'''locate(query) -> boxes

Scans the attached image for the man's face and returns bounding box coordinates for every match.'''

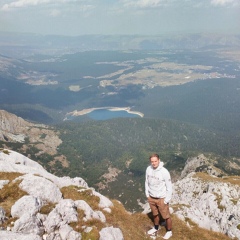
[150,156,160,169]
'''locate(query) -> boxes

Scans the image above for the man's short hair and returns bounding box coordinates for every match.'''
[149,153,160,160]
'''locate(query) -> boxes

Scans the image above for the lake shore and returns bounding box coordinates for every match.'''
[66,107,144,118]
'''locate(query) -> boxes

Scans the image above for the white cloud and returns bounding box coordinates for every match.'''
[120,0,239,9]
[0,0,94,12]
[210,0,238,6]
[121,0,168,8]
[1,0,51,11]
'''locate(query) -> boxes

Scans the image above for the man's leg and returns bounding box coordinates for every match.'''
[153,214,160,228]
[166,217,172,231]
[147,197,160,234]
[157,199,173,239]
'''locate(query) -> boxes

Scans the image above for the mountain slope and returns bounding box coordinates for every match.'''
[0,149,238,239]
[0,109,62,155]
[171,154,240,239]
[1,110,240,214]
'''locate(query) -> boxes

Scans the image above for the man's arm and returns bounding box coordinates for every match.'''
[164,169,172,204]
[145,169,150,198]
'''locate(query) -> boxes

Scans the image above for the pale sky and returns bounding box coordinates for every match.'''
[0,0,239,36]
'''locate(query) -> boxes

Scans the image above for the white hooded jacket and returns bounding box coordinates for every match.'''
[145,161,172,204]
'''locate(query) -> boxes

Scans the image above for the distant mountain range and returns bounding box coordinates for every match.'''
[0,32,240,58]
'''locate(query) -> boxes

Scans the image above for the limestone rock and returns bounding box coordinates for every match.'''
[18,174,63,203]
[11,195,43,217]
[0,207,6,224]
[0,149,88,190]
[0,110,32,134]
[92,189,114,209]
[43,199,78,234]
[75,200,106,222]
[12,212,44,235]
[0,149,111,239]
[0,110,62,155]
[172,173,240,239]
[58,224,82,240]
[99,226,124,240]
[0,179,9,189]
[0,231,42,240]
[180,154,223,178]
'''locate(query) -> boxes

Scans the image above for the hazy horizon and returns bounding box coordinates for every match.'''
[0,0,239,37]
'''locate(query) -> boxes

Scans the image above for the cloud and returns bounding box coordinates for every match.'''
[120,0,239,9]
[0,0,94,12]
[121,0,168,8]
[1,0,51,11]
[210,0,239,6]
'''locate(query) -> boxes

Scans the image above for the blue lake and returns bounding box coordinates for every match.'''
[87,109,141,120]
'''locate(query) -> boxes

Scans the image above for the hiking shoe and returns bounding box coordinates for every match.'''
[147,227,158,235]
[163,231,172,239]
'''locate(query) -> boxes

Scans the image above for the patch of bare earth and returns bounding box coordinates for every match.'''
[26,127,62,155]
[97,167,121,190]
[49,155,69,168]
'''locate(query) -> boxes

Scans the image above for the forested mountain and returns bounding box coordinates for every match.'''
[54,118,240,210]
[1,109,239,211]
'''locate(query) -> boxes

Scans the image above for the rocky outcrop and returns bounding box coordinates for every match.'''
[172,172,240,239]
[0,149,124,240]
[0,110,31,142]
[0,110,32,133]
[0,110,62,155]
[99,227,124,240]
[180,154,224,178]
[171,154,240,240]
[0,150,87,189]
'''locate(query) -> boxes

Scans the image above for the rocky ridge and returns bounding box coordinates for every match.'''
[0,109,62,156]
[0,149,123,240]
[172,155,240,239]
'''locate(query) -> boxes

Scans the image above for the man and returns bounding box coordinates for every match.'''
[145,153,173,239]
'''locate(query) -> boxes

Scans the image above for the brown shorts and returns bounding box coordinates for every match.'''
[148,197,170,219]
